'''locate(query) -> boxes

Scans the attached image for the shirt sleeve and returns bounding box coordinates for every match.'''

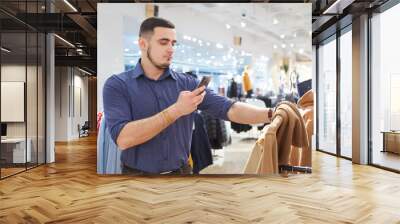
[191,78,236,121]
[103,75,132,144]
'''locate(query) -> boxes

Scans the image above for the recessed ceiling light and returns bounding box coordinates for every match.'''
[241,22,246,27]
[273,18,279,25]
[290,43,294,48]
[216,43,223,49]
[280,34,285,39]
[226,24,231,29]
[1,47,11,53]
[299,48,304,54]
[281,44,286,48]
[206,42,210,46]
[273,45,278,49]
[63,0,77,12]
[124,48,129,52]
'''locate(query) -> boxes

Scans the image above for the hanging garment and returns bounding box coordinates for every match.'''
[202,112,229,149]
[190,112,213,174]
[230,121,252,133]
[294,90,314,167]
[243,101,309,174]
[227,79,238,98]
[97,113,122,174]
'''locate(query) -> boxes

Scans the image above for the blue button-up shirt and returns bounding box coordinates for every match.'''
[103,60,235,173]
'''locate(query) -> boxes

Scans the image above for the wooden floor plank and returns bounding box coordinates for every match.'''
[0,135,400,223]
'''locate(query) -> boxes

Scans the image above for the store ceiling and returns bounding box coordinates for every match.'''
[185,3,311,57]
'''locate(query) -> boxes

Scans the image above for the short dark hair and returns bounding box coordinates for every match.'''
[139,17,175,37]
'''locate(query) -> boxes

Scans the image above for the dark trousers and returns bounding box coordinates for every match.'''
[121,163,192,175]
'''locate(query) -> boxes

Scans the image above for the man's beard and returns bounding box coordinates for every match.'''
[147,45,170,69]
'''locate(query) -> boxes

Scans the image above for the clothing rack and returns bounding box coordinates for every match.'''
[278,164,312,173]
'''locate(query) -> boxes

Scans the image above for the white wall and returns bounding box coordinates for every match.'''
[54,67,89,141]
[97,3,146,113]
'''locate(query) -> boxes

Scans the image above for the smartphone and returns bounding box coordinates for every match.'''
[196,76,211,95]
[197,76,211,89]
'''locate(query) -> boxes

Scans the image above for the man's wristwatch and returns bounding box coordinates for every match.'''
[267,108,273,121]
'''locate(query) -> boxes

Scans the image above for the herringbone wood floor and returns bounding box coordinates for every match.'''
[1,135,400,223]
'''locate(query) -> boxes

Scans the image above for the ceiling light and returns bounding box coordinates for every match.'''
[124,48,129,52]
[216,43,223,49]
[322,0,350,14]
[1,47,11,53]
[211,56,215,59]
[63,0,78,12]
[280,34,285,39]
[293,33,297,38]
[273,45,278,49]
[299,48,304,54]
[240,22,246,27]
[54,34,75,48]
[281,44,286,48]
[206,42,210,46]
[187,36,192,41]
[78,67,92,76]
[290,43,295,48]
[226,24,231,29]
[273,18,279,25]
[181,49,185,53]
[192,37,197,42]
[196,53,201,57]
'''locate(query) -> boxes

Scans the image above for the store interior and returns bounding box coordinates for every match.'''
[97,3,312,174]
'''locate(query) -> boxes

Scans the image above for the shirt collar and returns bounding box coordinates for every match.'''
[131,59,177,81]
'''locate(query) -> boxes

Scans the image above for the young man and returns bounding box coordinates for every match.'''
[103,17,274,175]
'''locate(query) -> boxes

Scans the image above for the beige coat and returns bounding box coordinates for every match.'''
[244,101,309,174]
[296,90,314,167]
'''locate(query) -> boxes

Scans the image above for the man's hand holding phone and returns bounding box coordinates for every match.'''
[171,76,211,117]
